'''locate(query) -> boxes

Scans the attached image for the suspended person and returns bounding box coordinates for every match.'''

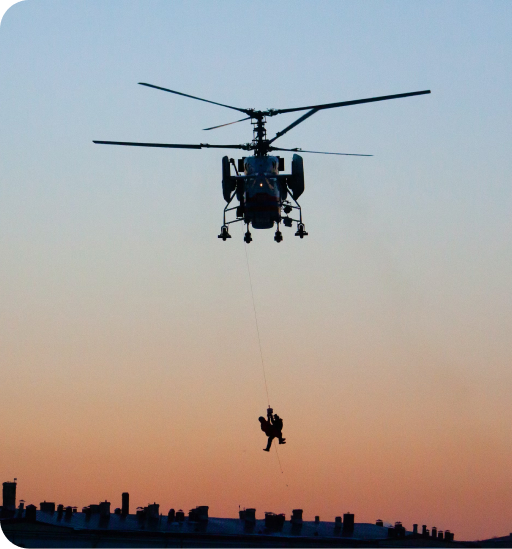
[259,407,286,452]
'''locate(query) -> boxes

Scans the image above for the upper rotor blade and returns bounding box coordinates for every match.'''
[93,140,250,150]
[203,116,252,131]
[270,146,372,156]
[138,83,252,115]
[268,108,319,144]
[270,90,431,115]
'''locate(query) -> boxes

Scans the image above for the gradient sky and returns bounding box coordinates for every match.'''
[1,0,511,542]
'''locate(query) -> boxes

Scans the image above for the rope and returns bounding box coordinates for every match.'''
[274,444,284,475]
[244,242,271,407]
[243,237,287,485]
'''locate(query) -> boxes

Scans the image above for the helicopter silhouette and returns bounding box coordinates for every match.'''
[94,84,430,243]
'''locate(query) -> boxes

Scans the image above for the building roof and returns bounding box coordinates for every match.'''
[17,510,393,541]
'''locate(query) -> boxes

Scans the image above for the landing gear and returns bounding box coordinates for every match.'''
[244,229,252,243]
[218,225,231,241]
[281,196,308,238]
[295,223,308,238]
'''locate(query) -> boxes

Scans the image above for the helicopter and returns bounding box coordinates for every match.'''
[94,84,430,243]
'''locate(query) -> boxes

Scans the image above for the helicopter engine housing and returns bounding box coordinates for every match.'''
[222,156,236,202]
[289,154,304,200]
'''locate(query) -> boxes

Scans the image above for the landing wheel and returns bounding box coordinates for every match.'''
[295,223,308,238]
[218,225,231,241]
[244,230,252,243]
[274,229,283,243]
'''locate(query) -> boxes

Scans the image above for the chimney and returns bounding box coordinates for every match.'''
[2,480,16,511]
[196,506,208,522]
[265,512,276,529]
[99,501,111,517]
[413,524,418,534]
[147,503,159,519]
[122,493,129,516]
[291,509,303,524]
[40,501,55,514]
[16,501,25,518]
[244,508,256,523]
[25,504,37,522]
[343,512,354,533]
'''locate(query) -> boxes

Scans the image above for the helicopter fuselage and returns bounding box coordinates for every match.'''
[243,156,282,229]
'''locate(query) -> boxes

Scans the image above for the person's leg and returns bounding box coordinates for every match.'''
[264,436,274,451]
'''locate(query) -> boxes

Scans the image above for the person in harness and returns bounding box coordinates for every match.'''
[259,407,286,451]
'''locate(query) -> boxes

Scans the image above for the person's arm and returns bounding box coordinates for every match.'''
[267,408,274,424]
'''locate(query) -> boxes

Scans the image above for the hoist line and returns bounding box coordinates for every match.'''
[242,238,287,484]
[274,444,284,475]
[244,242,271,407]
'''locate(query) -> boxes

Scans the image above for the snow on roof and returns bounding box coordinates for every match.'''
[28,511,395,540]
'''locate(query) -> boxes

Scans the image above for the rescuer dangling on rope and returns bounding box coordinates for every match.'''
[259,407,286,451]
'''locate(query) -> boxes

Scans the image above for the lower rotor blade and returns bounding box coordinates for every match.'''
[203,116,251,130]
[93,141,201,148]
[93,140,250,150]
[270,146,372,156]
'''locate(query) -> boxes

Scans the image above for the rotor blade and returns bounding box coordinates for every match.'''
[138,83,252,115]
[270,90,431,115]
[270,146,372,156]
[94,140,201,149]
[203,116,252,131]
[268,108,319,144]
[93,140,250,150]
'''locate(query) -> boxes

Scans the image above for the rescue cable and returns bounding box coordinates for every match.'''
[243,242,270,407]
[243,242,285,478]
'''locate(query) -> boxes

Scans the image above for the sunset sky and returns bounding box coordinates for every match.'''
[1,0,512,542]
